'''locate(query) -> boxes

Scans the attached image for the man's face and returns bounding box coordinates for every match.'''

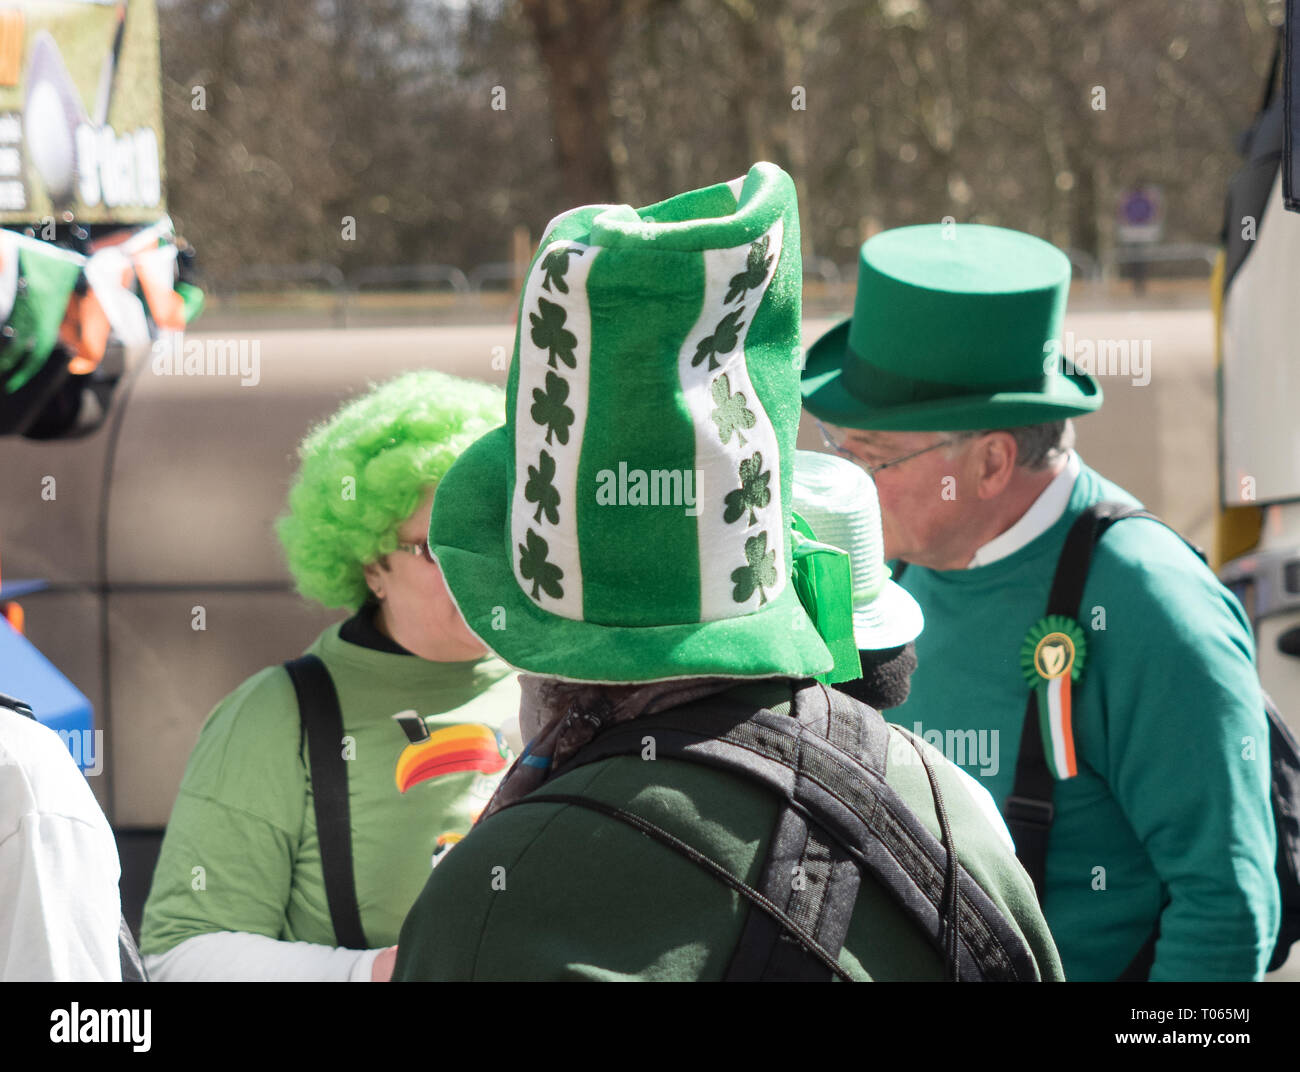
[823,425,980,567]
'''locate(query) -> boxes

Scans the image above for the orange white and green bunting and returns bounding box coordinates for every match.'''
[1019,615,1088,780]
[0,216,201,399]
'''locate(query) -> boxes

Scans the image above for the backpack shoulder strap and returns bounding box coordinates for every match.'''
[1,692,35,719]
[508,683,1039,981]
[1008,502,1176,893]
[1005,503,1122,900]
[721,684,880,981]
[284,654,368,951]
[1009,500,1200,979]
[1045,501,1179,616]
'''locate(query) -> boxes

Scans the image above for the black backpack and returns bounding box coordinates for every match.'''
[495,680,1043,981]
[906,502,1300,978]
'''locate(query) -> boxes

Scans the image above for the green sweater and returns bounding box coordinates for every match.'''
[393,682,1064,981]
[141,624,519,954]
[891,461,1279,980]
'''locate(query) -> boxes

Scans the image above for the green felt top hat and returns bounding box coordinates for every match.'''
[801,223,1102,431]
[429,162,835,683]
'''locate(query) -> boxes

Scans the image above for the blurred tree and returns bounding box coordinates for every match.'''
[154,0,1284,284]
[517,0,622,204]
[160,0,560,281]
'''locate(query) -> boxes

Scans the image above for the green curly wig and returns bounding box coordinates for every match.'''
[276,369,505,610]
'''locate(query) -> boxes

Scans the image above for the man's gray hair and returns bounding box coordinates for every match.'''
[950,420,1074,470]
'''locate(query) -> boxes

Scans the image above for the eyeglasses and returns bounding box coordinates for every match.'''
[394,540,436,563]
[816,420,959,476]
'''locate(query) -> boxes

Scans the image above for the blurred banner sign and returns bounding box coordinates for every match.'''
[0,0,164,224]
[1116,186,1164,244]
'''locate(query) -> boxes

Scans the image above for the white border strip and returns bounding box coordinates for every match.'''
[510,239,598,619]
[680,217,785,619]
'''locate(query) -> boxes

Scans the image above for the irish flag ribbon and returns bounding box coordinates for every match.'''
[1020,615,1088,780]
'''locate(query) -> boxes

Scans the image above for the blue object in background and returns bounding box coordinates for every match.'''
[0,579,49,600]
[0,618,97,774]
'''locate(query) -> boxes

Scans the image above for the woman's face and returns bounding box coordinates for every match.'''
[363,488,489,662]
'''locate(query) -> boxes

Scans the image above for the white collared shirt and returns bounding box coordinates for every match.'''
[967,451,1081,569]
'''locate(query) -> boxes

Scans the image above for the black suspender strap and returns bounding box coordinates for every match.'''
[284,654,368,951]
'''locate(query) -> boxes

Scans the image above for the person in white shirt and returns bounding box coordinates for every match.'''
[0,698,123,981]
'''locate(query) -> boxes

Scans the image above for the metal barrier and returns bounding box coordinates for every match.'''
[1107,243,1218,275]
[349,264,471,296]
[467,262,520,292]
[200,245,1223,327]
[211,263,349,327]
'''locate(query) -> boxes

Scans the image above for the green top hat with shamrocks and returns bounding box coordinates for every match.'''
[801,223,1102,431]
[428,162,836,683]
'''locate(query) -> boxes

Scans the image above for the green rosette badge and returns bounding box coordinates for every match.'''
[1019,615,1087,780]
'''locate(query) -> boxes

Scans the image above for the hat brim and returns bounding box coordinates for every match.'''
[429,426,836,684]
[800,319,1103,432]
[852,578,924,651]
